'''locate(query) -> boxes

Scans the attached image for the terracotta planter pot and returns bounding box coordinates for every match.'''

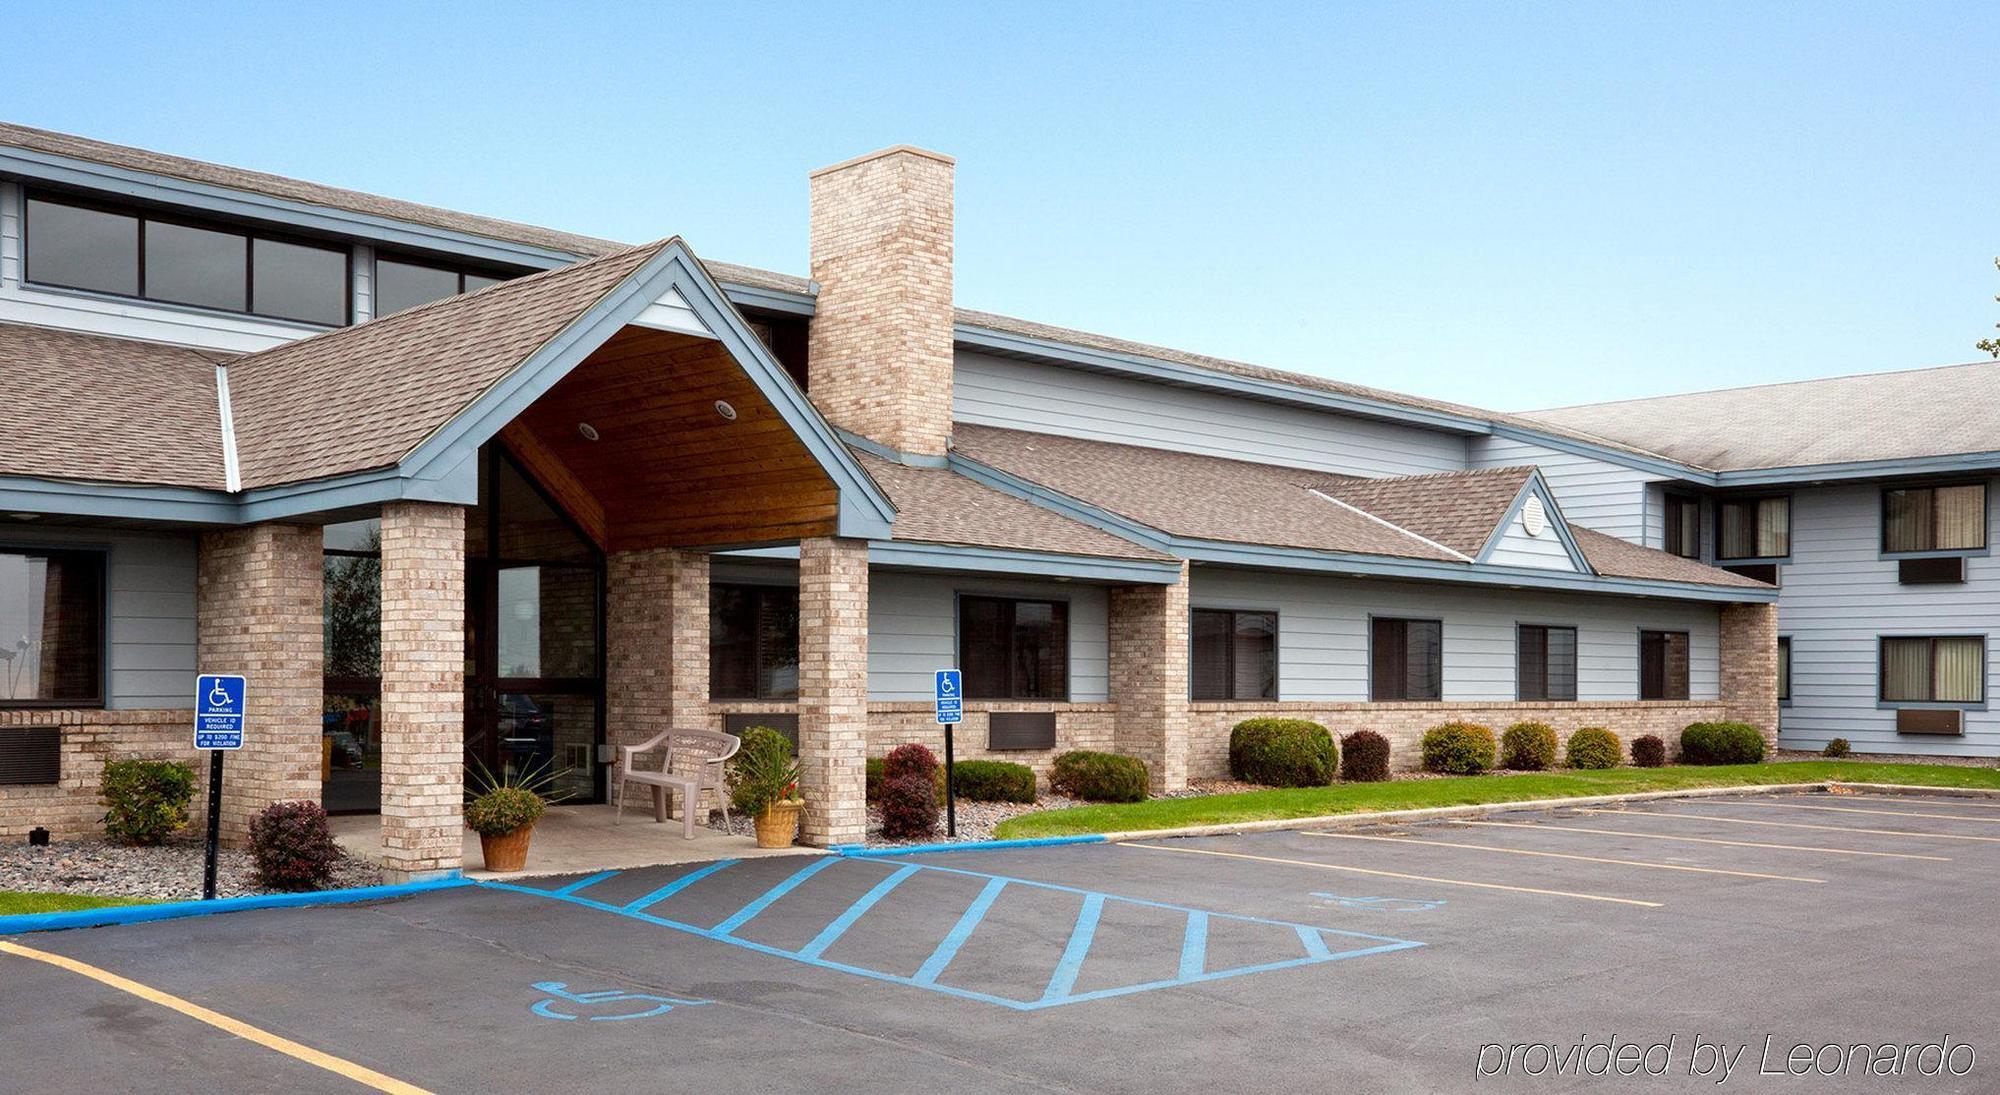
[478,824,534,872]
[754,801,803,849]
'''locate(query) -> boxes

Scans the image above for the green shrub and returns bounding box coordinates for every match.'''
[865,757,886,802]
[728,727,801,817]
[1228,718,1337,787]
[948,759,1036,803]
[1050,751,1149,803]
[1565,727,1622,770]
[1630,734,1668,768]
[248,801,344,891]
[1822,738,1851,758]
[101,759,195,846]
[1499,721,1560,771]
[1420,722,1496,775]
[1339,730,1392,782]
[1681,721,1767,765]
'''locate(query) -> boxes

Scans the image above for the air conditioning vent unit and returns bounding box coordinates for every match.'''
[1898,557,1965,585]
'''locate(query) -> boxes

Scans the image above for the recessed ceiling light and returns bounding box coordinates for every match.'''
[577,422,600,442]
[714,400,738,421]
[8,513,38,521]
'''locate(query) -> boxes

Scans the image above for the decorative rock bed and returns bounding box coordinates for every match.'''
[0,837,382,902]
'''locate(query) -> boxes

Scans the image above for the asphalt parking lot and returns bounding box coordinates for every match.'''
[5,789,1998,1093]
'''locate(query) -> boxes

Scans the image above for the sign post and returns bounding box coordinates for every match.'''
[933,669,962,838]
[194,673,246,900]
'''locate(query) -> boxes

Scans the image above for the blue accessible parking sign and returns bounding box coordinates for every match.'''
[934,669,962,725]
[194,673,247,750]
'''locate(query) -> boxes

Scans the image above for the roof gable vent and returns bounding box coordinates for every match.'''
[1521,495,1548,537]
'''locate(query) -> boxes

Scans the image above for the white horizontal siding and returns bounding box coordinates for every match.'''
[0,524,199,709]
[1469,436,1660,544]
[1192,567,1720,703]
[953,352,1466,478]
[1776,481,2000,757]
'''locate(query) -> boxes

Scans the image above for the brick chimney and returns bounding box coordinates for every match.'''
[806,146,955,456]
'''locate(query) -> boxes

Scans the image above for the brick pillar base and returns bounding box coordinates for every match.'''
[797,537,868,846]
[196,523,323,846]
[1720,601,1780,752]
[378,502,466,881]
[1109,563,1191,794]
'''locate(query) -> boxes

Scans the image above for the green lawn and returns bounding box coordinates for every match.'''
[0,891,156,917]
[994,761,2000,839]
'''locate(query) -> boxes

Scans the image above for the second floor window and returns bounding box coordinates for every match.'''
[1639,630,1690,701]
[959,596,1068,700]
[1663,494,1701,559]
[1370,617,1442,702]
[1191,609,1277,701]
[374,255,508,317]
[25,193,348,325]
[1517,625,1578,702]
[1882,484,1986,554]
[710,584,799,700]
[1717,496,1790,560]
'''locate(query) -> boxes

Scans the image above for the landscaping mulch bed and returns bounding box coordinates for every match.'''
[1774,748,1996,769]
[0,837,382,903]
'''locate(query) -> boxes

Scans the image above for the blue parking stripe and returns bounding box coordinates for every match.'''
[710,857,840,936]
[1178,912,1208,980]
[1296,924,1332,959]
[1041,892,1105,1003]
[554,870,620,896]
[913,876,1007,986]
[625,859,739,911]
[797,864,920,961]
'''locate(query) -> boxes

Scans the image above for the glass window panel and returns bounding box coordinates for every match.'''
[1884,489,1932,553]
[1719,502,1754,560]
[497,692,597,803]
[322,519,381,553]
[1518,625,1548,700]
[1640,630,1690,701]
[1665,497,1700,559]
[1405,619,1442,701]
[252,238,346,324]
[463,273,503,293]
[1935,638,1984,703]
[1880,638,1932,702]
[709,585,758,699]
[494,565,598,680]
[1547,626,1578,701]
[1190,609,1232,701]
[0,551,103,705]
[1756,497,1790,557]
[958,597,1011,698]
[1232,611,1277,700]
[496,566,543,678]
[26,198,138,295]
[495,457,592,562]
[144,220,246,311]
[374,257,461,315]
[755,588,800,700]
[1011,600,1067,700]
[1935,485,1986,551]
[321,691,381,813]
[1777,637,1791,702]
[323,554,381,678]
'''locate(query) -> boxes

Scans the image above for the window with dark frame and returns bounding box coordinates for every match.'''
[1370,617,1442,702]
[1517,625,1578,702]
[1717,496,1790,560]
[959,596,1069,701]
[1879,636,1985,705]
[1191,609,1277,701]
[373,254,511,317]
[24,191,349,325]
[1639,630,1690,701]
[1663,494,1701,559]
[0,549,104,708]
[709,584,801,700]
[1882,484,1987,554]
[1778,636,1791,703]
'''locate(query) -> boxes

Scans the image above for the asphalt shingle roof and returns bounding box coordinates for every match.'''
[853,451,1172,562]
[1309,467,1534,557]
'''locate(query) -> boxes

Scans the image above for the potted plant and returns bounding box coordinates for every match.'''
[465,759,566,872]
[730,726,804,849]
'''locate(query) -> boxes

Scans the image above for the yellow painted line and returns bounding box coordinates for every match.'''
[1451,819,1952,862]
[1300,830,1824,883]
[1740,799,2000,824]
[1575,808,2000,844]
[1123,841,1664,907]
[0,941,430,1095]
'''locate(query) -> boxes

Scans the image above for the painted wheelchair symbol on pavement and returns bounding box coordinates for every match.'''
[529,981,712,1021]
[1311,893,1447,913]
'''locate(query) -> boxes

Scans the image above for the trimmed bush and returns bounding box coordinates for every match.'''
[1340,730,1392,782]
[879,773,939,839]
[1420,722,1496,775]
[865,757,886,802]
[949,759,1036,803]
[1822,738,1851,758]
[1050,751,1149,803]
[101,759,196,846]
[248,801,344,891]
[1565,727,1622,770]
[1228,718,1337,787]
[1499,721,1560,771]
[884,743,939,784]
[1630,734,1668,768]
[1681,721,1767,765]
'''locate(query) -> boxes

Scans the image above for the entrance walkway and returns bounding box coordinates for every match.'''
[331,805,818,880]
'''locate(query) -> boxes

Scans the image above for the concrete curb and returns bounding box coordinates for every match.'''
[1826,781,2000,801]
[833,834,1107,858]
[0,876,473,936]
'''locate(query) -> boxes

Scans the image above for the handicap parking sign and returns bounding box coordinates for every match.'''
[934,669,962,725]
[194,673,246,750]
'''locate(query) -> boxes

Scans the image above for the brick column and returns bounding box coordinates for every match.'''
[1720,601,1780,751]
[797,537,868,846]
[196,522,322,846]
[606,549,710,747]
[1108,563,1191,794]
[378,502,465,881]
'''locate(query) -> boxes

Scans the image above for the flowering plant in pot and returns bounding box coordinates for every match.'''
[729,726,803,848]
[464,758,567,872]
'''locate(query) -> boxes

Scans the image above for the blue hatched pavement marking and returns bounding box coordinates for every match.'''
[552,871,621,896]
[625,859,739,911]
[481,856,1423,1011]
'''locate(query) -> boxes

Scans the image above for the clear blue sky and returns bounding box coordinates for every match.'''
[11,1,1998,410]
